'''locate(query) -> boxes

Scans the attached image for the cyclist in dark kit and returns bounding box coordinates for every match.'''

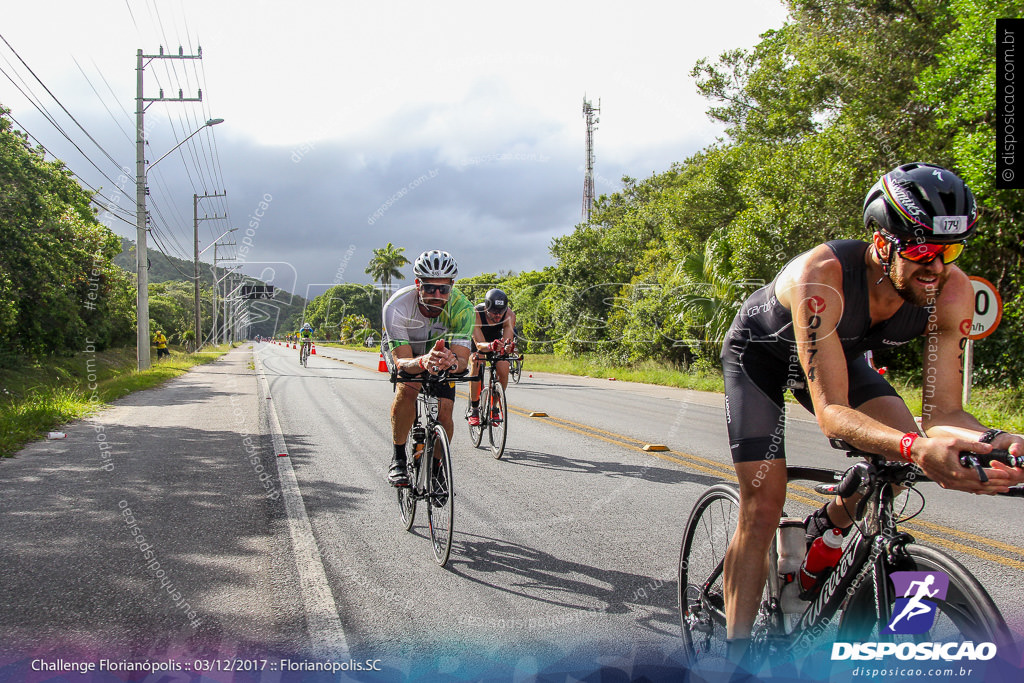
[467,288,516,426]
[718,162,1024,658]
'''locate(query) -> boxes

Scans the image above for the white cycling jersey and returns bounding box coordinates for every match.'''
[382,285,474,356]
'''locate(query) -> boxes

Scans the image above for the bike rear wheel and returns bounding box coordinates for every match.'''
[837,543,1016,663]
[426,424,454,567]
[487,382,507,459]
[397,429,422,530]
[679,483,773,670]
[466,393,483,447]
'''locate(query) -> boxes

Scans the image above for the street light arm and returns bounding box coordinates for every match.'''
[146,118,224,175]
[198,227,238,257]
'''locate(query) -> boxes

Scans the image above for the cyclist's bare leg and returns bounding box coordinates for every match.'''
[496,360,509,390]
[469,356,482,403]
[438,397,455,440]
[821,395,920,527]
[391,382,421,445]
[725,457,788,639]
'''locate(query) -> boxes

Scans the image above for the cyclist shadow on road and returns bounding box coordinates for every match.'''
[487,448,723,487]
[445,531,679,640]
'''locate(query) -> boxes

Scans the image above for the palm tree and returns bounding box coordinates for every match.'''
[674,233,746,362]
[365,243,410,302]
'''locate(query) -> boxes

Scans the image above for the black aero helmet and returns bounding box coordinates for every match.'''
[413,250,458,279]
[863,163,978,244]
[483,288,508,313]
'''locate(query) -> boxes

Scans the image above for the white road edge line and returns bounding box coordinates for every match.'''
[254,348,349,656]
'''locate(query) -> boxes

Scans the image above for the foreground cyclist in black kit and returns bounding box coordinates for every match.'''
[719,163,1024,663]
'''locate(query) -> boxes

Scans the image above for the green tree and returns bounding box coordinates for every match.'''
[0,108,135,356]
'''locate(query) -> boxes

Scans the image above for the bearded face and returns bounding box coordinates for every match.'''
[885,246,951,307]
[416,278,454,318]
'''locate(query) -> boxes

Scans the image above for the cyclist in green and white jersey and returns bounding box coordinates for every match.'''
[299,322,313,364]
[383,250,475,487]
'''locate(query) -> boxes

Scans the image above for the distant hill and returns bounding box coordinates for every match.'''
[115,238,308,337]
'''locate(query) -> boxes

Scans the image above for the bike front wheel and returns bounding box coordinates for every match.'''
[426,424,454,567]
[679,483,773,669]
[510,357,522,384]
[837,543,1016,663]
[487,382,507,459]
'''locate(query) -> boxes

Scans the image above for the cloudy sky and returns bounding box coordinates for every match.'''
[3,0,788,300]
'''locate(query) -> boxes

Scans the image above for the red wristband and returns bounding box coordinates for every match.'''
[418,357,426,370]
[899,433,918,462]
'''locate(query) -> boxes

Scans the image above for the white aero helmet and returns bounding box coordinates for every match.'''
[413,250,458,279]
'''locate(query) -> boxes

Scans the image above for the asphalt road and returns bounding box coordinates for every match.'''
[2,341,1022,681]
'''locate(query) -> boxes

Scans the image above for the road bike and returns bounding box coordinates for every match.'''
[465,352,520,459]
[393,366,478,567]
[299,340,311,367]
[678,439,1022,677]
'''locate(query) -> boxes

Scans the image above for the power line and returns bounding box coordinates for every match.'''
[0,55,132,201]
[0,31,127,177]
[73,56,133,146]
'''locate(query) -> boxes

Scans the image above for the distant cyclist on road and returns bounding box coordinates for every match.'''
[468,289,516,426]
[299,323,313,364]
[382,250,475,487]
[718,162,1024,662]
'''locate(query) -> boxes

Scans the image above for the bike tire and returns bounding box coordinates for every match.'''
[487,382,507,459]
[837,543,1017,662]
[510,357,522,384]
[467,394,483,447]
[426,423,454,567]
[679,483,773,669]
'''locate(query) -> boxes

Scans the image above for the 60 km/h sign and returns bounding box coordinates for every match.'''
[967,276,1002,340]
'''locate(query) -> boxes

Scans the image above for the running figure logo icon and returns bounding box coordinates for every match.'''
[883,572,950,635]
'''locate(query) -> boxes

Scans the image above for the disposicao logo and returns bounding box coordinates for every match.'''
[831,571,997,662]
[884,571,948,635]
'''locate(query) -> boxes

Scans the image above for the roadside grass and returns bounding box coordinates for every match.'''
[0,344,236,458]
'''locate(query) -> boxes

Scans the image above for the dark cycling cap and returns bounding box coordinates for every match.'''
[483,289,508,312]
[863,162,978,244]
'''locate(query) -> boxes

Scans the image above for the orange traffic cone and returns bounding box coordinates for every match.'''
[378,353,388,372]
[311,344,316,355]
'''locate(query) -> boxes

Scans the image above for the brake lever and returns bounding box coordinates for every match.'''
[959,454,989,483]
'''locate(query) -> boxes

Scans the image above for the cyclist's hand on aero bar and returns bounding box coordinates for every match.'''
[912,435,1015,494]
[986,432,1024,485]
[424,339,456,375]
[489,339,505,354]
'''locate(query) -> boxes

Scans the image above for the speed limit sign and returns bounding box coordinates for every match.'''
[967,276,1002,340]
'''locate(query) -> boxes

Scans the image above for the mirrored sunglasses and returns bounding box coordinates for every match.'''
[897,241,965,265]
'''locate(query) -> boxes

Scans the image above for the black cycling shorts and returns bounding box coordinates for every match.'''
[396,369,456,402]
[722,340,898,464]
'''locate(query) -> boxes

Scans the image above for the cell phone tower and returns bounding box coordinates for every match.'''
[582,95,600,221]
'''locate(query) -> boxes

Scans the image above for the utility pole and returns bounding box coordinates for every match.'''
[136,45,203,369]
[582,95,600,222]
[212,243,236,345]
[194,191,226,352]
